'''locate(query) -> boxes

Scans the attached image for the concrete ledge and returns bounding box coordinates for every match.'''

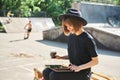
[43,27,68,42]
[84,23,120,51]
[43,25,120,51]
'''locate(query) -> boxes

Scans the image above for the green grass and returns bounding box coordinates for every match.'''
[0,23,4,31]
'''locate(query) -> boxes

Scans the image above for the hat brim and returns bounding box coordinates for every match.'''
[59,14,87,26]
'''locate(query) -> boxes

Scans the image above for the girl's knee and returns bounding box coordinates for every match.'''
[42,68,51,76]
[49,71,58,80]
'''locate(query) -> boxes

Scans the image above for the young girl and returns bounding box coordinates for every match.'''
[42,9,98,80]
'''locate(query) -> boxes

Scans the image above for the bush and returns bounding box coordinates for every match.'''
[0,23,4,31]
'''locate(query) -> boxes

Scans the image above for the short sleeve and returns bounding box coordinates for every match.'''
[86,38,98,57]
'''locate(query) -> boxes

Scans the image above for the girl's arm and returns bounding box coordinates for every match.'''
[69,57,98,72]
[55,55,69,59]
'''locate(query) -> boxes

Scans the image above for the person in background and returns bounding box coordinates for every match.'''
[24,20,32,39]
[42,9,99,80]
[7,10,14,23]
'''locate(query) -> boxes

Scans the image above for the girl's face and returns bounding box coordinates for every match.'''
[63,20,76,34]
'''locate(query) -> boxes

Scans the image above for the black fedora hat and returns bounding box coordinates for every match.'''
[59,9,87,26]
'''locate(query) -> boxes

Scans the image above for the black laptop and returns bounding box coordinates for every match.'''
[45,65,73,72]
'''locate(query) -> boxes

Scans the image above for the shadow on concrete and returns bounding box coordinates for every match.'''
[9,39,25,42]
[36,40,120,57]
[97,49,120,57]
[36,40,67,49]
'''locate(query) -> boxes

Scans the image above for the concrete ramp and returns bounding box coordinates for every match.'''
[0,17,31,32]
[0,17,55,33]
[29,18,55,31]
[72,2,120,25]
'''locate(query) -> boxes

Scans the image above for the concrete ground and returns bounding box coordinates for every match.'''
[0,32,120,80]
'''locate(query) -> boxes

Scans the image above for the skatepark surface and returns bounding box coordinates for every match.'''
[0,32,120,80]
[0,17,55,33]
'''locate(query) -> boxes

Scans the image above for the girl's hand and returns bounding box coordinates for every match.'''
[55,55,61,59]
[69,64,82,72]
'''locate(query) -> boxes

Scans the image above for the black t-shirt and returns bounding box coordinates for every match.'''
[68,31,98,66]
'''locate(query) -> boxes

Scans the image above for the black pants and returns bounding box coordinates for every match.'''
[42,68,91,80]
[27,28,32,32]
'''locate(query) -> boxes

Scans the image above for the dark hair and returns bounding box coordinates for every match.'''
[62,16,83,35]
